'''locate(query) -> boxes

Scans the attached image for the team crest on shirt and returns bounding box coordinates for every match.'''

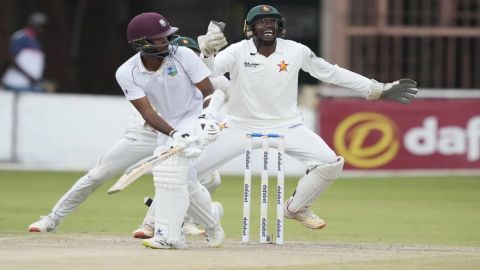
[166,65,178,76]
[277,60,289,72]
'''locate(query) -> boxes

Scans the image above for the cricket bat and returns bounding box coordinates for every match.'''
[107,144,185,194]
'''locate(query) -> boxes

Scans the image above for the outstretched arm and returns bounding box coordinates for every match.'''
[368,79,418,104]
[302,46,418,104]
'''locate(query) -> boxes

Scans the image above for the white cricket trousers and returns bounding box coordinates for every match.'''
[50,126,157,219]
[196,119,339,180]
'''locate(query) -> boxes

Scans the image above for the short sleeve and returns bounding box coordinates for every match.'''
[115,66,146,100]
[213,43,238,76]
[180,48,211,84]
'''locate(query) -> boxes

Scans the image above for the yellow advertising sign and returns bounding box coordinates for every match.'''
[334,112,400,168]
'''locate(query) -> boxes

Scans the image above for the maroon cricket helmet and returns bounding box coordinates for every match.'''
[127,12,179,43]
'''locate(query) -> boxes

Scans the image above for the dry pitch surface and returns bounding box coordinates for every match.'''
[1,235,479,270]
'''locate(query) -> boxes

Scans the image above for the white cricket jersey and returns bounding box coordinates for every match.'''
[213,38,373,128]
[210,75,230,101]
[116,46,211,123]
[127,101,147,128]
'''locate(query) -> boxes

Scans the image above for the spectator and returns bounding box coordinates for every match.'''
[1,12,48,92]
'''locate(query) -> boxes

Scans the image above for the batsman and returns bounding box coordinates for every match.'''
[193,5,419,230]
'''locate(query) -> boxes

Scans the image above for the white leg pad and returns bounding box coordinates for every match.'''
[199,170,221,193]
[287,157,344,213]
[152,156,190,244]
[187,181,218,229]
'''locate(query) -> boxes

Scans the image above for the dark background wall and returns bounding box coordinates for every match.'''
[0,0,320,95]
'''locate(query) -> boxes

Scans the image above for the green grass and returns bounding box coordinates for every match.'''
[0,170,479,246]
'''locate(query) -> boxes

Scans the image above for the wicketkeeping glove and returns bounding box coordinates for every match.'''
[368,78,418,104]
[171,131,202,158]
[198,20,227,57]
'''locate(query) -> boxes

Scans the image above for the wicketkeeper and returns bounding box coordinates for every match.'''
[193,5,418,230]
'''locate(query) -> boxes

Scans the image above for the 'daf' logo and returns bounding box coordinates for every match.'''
[334,112,400,168]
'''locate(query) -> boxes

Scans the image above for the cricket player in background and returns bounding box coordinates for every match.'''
[191,4,418,231]
[29,12,225,249]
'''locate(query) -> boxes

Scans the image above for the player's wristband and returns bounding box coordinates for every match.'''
[203,94,213,103]
[168,129,178,137]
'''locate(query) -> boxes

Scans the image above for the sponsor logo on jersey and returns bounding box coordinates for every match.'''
[289,123,303,129]
[166,65,178,76]
[277,60,288,72]
[125,136,137,142]
[244,61,260,68]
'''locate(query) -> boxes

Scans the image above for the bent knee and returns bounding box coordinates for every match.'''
[308,157,344,181]
[200,170,221,193]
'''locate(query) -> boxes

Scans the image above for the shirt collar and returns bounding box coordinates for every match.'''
[275,39,285,54]
[246,38,284,55]
[135,53,149,73]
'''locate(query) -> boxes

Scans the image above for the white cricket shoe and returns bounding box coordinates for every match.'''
[205,202,224,248]
[143,236,188,250]
[133,224,154,239]
[28,215,58,233]
[284,198,326,229]
[182,222,205,236]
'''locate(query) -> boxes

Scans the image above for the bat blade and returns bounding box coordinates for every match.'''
[107,145,184,194]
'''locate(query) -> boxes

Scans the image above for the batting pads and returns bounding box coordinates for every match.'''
[286,157,344,213]
[152,155,190,244]
[187,181,218,229]
[199,170,221,193]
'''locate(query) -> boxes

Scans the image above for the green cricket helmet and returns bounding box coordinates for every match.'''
[172,36,200,53]
[243,5,286,38]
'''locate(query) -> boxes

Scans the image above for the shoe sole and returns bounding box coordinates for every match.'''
[209,242,224,248]
[143,240,187,249]
[28,227,55,233]
[143,241,171,249]
[185,230,206,236]
[133,231,153,239]
[309,223,326,230]
[284,215,327,230]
